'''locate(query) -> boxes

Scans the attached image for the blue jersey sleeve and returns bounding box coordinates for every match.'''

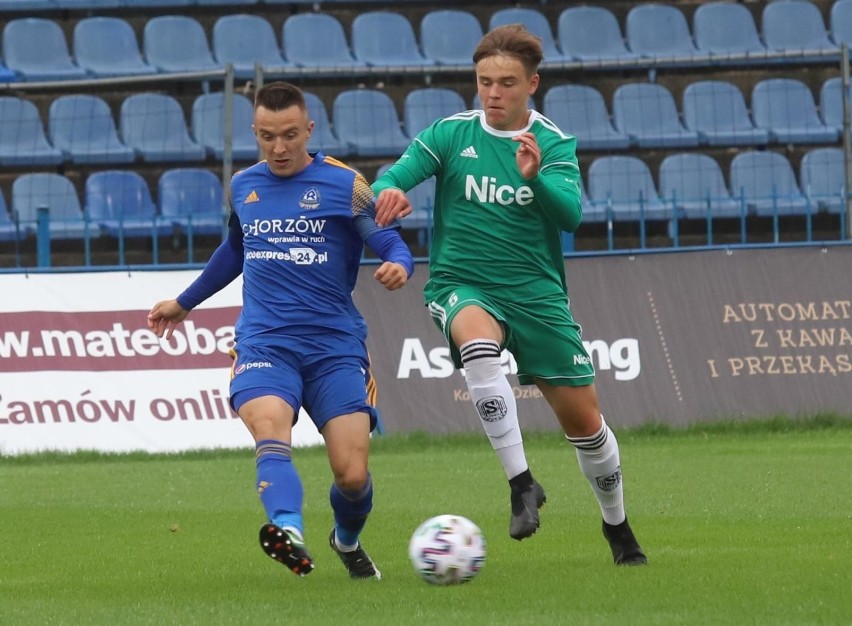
[362,220,414,278]
[176,213,244,310]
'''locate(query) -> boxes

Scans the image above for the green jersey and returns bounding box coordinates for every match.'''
[372,109,582,302]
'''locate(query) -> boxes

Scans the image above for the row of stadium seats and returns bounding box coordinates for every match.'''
[2,76,848,167]
[3,1,852,81]
[1,147,844,246]
[1,0,407,9]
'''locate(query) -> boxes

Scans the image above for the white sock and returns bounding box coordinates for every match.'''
[460,339,528,480]
[567,416,626,525]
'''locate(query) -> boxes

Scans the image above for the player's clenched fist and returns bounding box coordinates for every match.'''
[374,261,408,290]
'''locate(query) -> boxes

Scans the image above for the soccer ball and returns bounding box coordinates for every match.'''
[408,514,486,585]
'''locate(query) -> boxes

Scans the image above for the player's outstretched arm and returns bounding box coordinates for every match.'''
[147,300,190,340]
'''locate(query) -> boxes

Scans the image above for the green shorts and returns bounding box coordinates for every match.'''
[425,284,595,387]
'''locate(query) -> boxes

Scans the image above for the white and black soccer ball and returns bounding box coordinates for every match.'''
[408,514,486,585]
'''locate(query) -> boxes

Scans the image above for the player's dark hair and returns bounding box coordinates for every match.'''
[473,24,543,77]
[254,81,306,112]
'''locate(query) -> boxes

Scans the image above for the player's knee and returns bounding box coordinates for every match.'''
[334,466,369,493]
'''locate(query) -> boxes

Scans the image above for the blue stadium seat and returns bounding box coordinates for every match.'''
[489,7,567,65]
[0,0,54,9]
[543,84,631,151]
[12,173,89,240]
[120,93,206,162]
[682,80,770,146]
[192,92,257,161]
[693,2,768,57]
[588,156,669,220]
[729,151,810,216]
[762,0,836,54]
[124,0,191,6]
[0,96,63,166]
[195,0,257,5]
[626,4,700,59]
[303,91,349,156]
[2,18,87,81]
[0,64,14,83]
[578,176,606,222]
[282,13,366,71]
[659,153,741,219]
[557,6,640,64]
[73,17,156,77]
[819,76,846,133]
[0,187,30,242]
[612,83,700,148]
[376,163,434,236]
[49,95,135,165]
[403,87,466,138]
[56,0,120,8]
[85,170,171,238]
[830,0,852,46]
[752,78,840,143]
[332,89,410,157]
[351,12,431,68]
[158,168,226,236]
[144,16,221,73]
[800,147,845,213]
[213,14,290,79]
[420,10,483,66]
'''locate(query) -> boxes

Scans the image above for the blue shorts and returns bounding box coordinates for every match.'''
[229,332,378,432]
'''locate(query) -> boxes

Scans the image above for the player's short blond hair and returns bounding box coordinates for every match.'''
[473,24,544,78]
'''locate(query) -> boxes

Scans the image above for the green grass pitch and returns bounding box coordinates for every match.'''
[2,417,851,625]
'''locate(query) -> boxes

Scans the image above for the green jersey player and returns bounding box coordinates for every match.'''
[373,24,646,565]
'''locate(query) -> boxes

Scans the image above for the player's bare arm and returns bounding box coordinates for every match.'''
[513,132,542,180]
[374,261,409,291]
[147,299,190,339]
[374,188,413,227]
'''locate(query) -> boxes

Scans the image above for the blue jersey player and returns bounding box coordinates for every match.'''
[147,82,415,580]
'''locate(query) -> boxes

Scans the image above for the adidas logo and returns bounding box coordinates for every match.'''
[460,146,478,159]
[244,190,259,204]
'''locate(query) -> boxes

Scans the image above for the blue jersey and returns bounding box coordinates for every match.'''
[230,153,387,342]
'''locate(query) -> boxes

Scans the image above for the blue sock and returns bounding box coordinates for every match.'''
[255,439,304,536]
[330,473,373,548]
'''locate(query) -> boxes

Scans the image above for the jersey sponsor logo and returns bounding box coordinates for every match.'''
[460,146,478,158]
[574,354,591,366]
[595,467,622,492]
[465,175,534,206]
[244,247,328,265]
[243,190,260,204]
[234,360,273,374]
[243,217,327,237]
[299,187,320,210]
[475,396,507,422]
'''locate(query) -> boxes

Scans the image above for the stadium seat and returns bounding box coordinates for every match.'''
[692,2,768,57]
[612,83,700,148]
[0,187,30,242]
[303,91,349,156]
[332,89,410,157]
[121,93,206,163]
[2,18,87,81]
[762,0,836,54]
[0,96,64,166]
[73,17,157,77]
[158,168,226,236]
[144,16,221,73]
[626,4,700,59]
[489,7,567,65]
[123,0,191,6]
[659,153,741,219]
[12,173,90,240]
[282,13,366,71]
[543,84,631,151]
[376,163,434,235]
[351,12,431,68]
[0,64,14,83]
[682,80,770,146]
[819,76,846,133]
[195,0,257,5]
[191,92,257,161]
[729,151,810,216]
[403,88,467,138]
[587,156,669,220]
[800,147,845,213]
[85,170,171,238]
[751,78,840,144]
[49,95,135,165]
[56,0,120,8]
[0,0,54,9]
[830,0,852,47]
[556,6,640,64]
[420,10,483,66]
[212,14,291,79]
